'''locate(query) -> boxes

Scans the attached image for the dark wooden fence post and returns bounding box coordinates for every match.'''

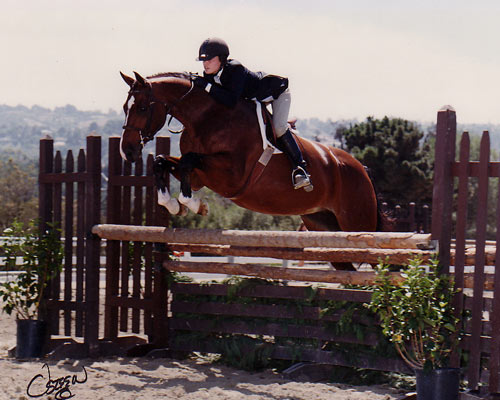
[431,106,456,273]
[63,150,75,336]
[408,202,416,232]
[152,136,170,346]
[468,132,490,390]
[490,138,500,392]
[422,205,430,233]
[84,135,101,355]
[39,135,54,326]
[104,137,122,340]
[449,132,470,368]
[39,136,54,238]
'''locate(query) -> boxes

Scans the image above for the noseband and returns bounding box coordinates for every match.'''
[123,78,194,146]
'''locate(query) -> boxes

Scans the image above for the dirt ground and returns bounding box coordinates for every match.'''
[0,309,410,400]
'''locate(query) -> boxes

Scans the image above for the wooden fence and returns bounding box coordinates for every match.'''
[432,107,500,395]
[39,135,170,355]
[37,107,500,396]
[381,202,430,233]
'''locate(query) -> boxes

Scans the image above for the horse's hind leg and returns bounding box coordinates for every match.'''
[300,211,356,271]
[300,210,341,231]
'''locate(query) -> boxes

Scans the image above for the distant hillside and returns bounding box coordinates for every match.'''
[0,104,122,160]
[0,104,354,160]
[1,104,499,161]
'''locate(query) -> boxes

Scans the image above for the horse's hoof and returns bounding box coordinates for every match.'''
[198,202,209,216]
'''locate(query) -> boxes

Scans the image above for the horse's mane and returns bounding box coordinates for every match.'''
[147,72,192,81]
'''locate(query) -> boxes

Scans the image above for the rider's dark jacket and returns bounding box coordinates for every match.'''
[203,59,288,108]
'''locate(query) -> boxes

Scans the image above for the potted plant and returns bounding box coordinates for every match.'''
[368,256,462,400]
[0,219,63,358]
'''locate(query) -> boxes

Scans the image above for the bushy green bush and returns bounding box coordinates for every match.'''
[368,257,461,371]
[0,220,63,319]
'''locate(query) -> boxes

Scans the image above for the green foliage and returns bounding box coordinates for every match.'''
[172,278,399,374]
[169,188,301,230]
[0,158,38,230]
[0,220,63,319]
[368,257,461,371]
[217,335,274,371]
[340,116,434,206]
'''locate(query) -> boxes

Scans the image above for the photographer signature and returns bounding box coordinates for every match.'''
[27,363,88,399]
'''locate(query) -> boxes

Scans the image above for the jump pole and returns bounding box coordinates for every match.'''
[92,224,435,250]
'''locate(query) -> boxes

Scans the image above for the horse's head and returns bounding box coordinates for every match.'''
[120,71,169,162]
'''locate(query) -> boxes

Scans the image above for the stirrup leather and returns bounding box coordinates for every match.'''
[292,166,313,192]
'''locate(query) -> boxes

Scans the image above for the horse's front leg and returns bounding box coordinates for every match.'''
[153,155,187,215]
[178,152,209,216]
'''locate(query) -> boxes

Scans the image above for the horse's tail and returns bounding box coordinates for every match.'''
[364,166,395,232]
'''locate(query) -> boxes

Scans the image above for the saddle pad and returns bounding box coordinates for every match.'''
[255,101,282,154]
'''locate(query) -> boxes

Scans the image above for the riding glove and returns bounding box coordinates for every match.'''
[193,76,208,90]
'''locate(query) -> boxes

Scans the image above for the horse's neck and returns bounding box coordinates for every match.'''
[154,80,262,155]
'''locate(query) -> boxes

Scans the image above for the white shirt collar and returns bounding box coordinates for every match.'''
[214,67,223,85]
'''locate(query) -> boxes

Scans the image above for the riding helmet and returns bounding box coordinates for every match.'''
[197,38,230,61]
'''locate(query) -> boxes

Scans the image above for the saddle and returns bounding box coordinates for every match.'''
[229,102,297,200]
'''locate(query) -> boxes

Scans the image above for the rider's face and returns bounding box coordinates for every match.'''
[203,56,222,75]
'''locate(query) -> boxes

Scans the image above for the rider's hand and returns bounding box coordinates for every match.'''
[193,76,208,90]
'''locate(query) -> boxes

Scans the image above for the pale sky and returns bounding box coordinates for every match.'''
[2,0,500,124]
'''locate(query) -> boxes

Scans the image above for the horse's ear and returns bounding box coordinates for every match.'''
[133,71,147,87]
[120,72,135,87]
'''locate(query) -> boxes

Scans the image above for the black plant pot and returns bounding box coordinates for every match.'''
[415,368,460,400]
[16,319,47,358]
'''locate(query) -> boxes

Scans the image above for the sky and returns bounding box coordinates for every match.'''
[2,0,500,124]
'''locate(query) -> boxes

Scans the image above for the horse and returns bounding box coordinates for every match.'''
[119,71,383,270]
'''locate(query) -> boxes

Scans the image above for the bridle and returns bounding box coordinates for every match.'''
[122,77,195,146]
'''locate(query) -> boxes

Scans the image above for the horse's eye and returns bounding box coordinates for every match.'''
[139,106,147,112]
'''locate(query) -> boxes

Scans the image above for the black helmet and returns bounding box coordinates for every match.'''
[197,38,229,61]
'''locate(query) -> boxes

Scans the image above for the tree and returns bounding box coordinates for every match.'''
[340,116,434,207]
[0,158,38,230]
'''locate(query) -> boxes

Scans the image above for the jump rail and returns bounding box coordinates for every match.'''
[91,224,435,249]
[92,224,494,289]
[92,224,438,287]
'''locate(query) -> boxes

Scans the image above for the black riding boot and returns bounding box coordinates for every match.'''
[276,129,313,191]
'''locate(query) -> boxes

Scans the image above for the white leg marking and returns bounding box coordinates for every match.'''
[119,132,128,161]
[157,188,180,215]
[178,192,202,214]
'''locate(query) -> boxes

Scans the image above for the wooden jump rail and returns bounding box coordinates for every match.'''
[92,224,495,289]
[92,224,436,286]
[92,224,435,249]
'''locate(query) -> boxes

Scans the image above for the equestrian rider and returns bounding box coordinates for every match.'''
[192,37,313,192]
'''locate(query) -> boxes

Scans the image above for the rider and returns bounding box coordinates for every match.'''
[192,37,313,192]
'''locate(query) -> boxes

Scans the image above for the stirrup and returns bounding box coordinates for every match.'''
[292,167,313,192]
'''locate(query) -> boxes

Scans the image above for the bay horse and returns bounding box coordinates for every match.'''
[119,71,383,270]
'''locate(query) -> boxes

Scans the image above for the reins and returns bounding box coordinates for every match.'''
[164,78,195,134]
